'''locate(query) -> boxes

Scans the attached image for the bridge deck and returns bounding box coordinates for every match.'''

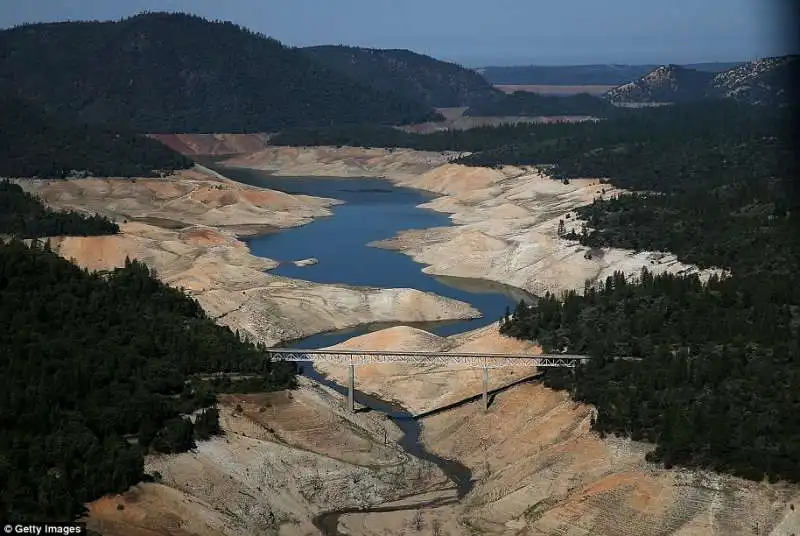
[267,349,589,368]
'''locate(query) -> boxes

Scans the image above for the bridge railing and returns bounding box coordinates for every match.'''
[266,349,589,368]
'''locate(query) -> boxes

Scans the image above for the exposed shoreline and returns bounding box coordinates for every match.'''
[63,144,797,536]
[220,146,725,298]
[16,166,481,347]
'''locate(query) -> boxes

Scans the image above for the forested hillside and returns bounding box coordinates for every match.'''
[0,13,439,133]
[0,95,191,178]
[0,239,297,522]
[458,100,778,169]
[0,180,118,237]
[270,100,770,167]
[303,45,499,108]
[465,91,619,117]
[498,98,799,482]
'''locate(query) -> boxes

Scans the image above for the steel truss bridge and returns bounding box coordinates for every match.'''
[267,349,589,412]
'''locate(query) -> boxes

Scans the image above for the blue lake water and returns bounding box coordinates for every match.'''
[210,164,534,348]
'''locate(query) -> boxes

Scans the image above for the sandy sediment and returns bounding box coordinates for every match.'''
[221,146,461,180]
[17,167,480,346]
[17,166,338,237]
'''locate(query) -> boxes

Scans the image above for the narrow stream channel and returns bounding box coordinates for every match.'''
[300,365,473,534]
[203,161,534,533]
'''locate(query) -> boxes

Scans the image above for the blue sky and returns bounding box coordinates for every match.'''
[0,0,793,66]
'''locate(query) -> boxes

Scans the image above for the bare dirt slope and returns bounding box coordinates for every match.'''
[86,378,449,536]
[380,164,726,295]
[18,168,480,346]
[416,384,799,536]
[18,166,335,237]
[148,134,271,156]
[222,146,459,180]
[307,325,799,536]
[82,320,799,535]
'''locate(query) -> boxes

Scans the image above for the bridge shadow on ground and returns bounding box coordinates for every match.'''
[334,372,545,420]
[413,372,545,420]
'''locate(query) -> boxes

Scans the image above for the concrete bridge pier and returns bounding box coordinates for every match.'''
[348,364,355,413]
[483,366,489,412]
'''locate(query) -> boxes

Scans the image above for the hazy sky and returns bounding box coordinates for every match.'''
[0,0,794,66]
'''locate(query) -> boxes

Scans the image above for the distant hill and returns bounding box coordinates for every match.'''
[606,56,797,105]
[478,63,742,86]
[302,45,500,107]
[0,94,191,178]
[0,13,439,133]
[465,91,619,118]
[604,65,715,103]
[711,56,798,106]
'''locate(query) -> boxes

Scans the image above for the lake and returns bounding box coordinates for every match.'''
[209,164,533,348]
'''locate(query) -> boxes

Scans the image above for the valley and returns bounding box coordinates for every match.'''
[1,8,798,536]
[84,322,799,536]
[16,143,793,535]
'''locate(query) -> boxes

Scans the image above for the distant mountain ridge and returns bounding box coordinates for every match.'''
[0,12,439,133]
[302,45,500,107]
[605,56,797,105]
[478,62,742,86]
